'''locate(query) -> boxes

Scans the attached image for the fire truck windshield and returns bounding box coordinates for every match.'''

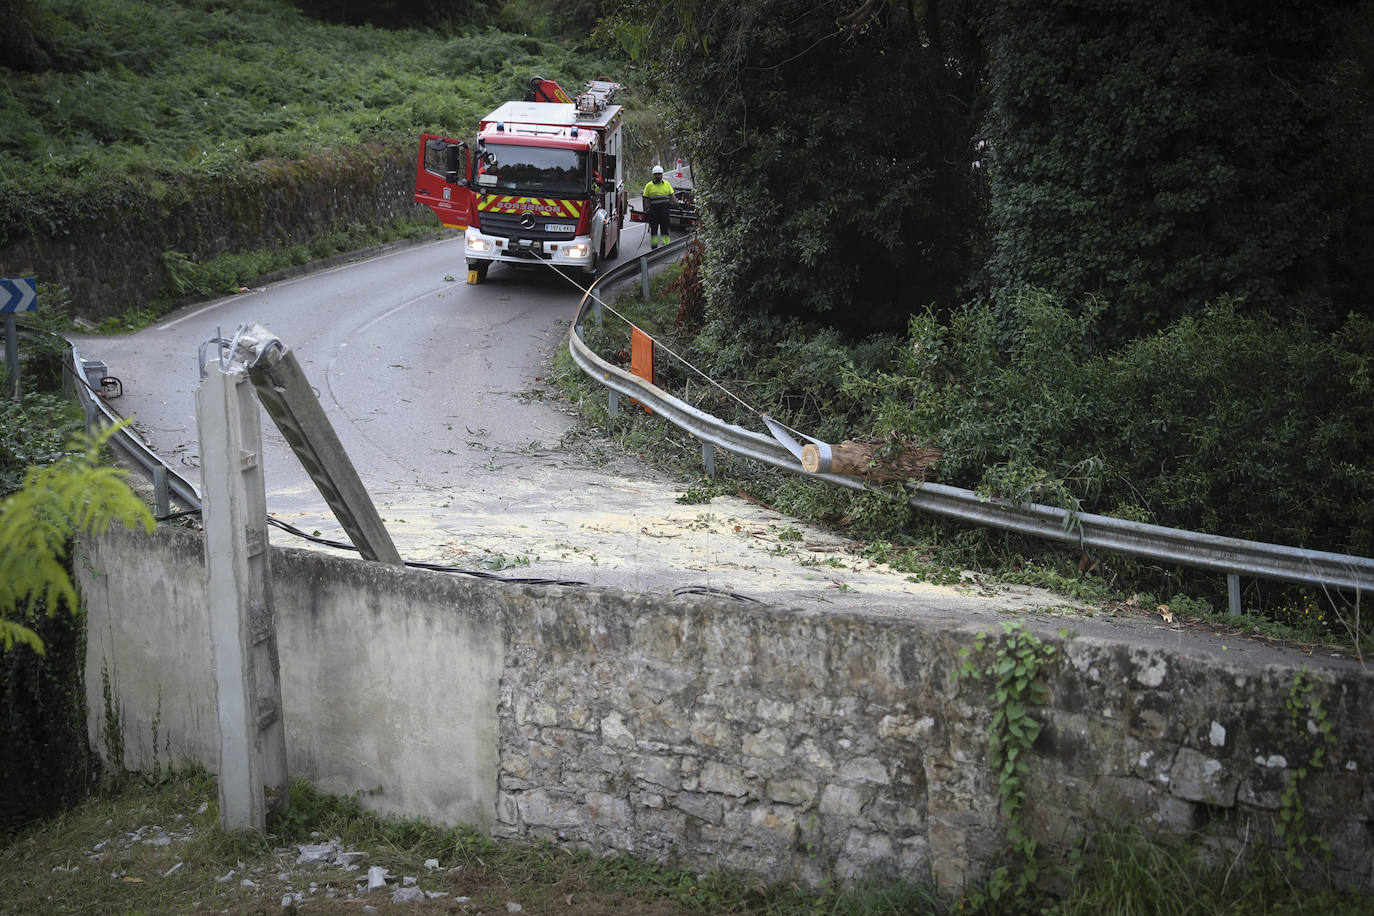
[475,144,588,196]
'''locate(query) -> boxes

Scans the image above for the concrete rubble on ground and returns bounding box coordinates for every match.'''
[77,808,467,908]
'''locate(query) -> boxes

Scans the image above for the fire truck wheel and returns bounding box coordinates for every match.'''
[607,235,620,260]
[466,260,490,284]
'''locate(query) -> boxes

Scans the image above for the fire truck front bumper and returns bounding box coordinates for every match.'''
[464,228,595,269]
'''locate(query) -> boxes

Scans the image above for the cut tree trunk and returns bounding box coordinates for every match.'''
[801,440,942,482]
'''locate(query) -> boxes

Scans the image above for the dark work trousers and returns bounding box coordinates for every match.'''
[647,201,672,245]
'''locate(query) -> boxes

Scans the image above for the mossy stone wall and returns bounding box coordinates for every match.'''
[0,143,427,321]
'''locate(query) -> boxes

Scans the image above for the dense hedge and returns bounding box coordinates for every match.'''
[609,0,982,335]
[849,293,1374,558]
[980,0,1370,337]
[616,0,1372,337]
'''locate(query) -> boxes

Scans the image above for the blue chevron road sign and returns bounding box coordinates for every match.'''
[0,278,37,313]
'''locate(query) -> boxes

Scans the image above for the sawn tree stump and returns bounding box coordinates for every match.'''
[801,440,942,482]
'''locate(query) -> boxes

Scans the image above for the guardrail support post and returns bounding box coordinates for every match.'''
[608,389,619,418]
[153,465,170,520]
[702,440,715,477]
[640,256,650,300]
[1227,574,1242,616]
[593,298,603,329]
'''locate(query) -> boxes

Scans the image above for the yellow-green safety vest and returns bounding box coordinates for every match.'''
[643,179,675,203]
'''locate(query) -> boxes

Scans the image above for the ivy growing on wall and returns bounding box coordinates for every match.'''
[958,621,1059,899]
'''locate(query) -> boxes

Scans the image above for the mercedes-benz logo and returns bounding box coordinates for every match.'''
[519,212,537,229]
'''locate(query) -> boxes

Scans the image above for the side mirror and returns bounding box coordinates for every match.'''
[603,154,617,181]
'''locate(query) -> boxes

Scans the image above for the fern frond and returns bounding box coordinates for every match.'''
[0,420,156,653]
[0,619,46,655]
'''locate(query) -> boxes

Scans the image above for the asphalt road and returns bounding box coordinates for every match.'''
[70,225,1355,668]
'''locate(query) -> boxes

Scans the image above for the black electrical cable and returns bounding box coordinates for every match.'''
[263,515,592,587]
[155,508,203,522]
[672,585,762,603]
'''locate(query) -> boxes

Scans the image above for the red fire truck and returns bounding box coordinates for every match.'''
[414,77,626,283]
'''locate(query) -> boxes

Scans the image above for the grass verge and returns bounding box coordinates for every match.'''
[4,772,1369,914]
[0,771,941,915]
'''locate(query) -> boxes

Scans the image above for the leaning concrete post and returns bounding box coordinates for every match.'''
[195,358,289,832]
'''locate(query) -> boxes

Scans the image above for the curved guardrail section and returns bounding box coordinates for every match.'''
[570,243,1374,598]
[69,339,201,515]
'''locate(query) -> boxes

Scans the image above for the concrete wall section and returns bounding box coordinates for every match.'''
[269,548,504,831]
[79,524,1374,894]
[81,524,503,832]
[82,526,219,771]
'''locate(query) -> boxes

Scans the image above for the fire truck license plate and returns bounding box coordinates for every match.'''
[545,223,576,233]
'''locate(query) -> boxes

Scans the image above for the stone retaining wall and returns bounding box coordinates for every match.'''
[79,524,1374,895]
[1,143,424,322]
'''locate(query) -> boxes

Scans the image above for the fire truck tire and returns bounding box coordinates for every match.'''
[607,235,620,260]
[466,260,490,283]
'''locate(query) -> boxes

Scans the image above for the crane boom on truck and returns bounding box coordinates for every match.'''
[414,77,626,284]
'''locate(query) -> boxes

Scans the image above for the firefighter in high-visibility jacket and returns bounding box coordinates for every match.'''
[642,165,675,249]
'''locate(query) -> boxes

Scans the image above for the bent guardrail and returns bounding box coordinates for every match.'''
[570,242,1374,609]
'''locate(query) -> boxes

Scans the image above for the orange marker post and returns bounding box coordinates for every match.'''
[630,327,654,415]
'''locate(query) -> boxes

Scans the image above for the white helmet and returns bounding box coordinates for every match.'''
[652,165,664,176]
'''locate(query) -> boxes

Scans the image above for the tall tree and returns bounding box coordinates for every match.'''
[979,0,1361,336]
[610,0,984,335]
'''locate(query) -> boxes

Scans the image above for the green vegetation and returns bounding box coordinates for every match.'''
[0,400,155,834]
[1278,671,1338,872]
[0,391,83,495]
[0,0,611,193]
[957,623,1058,898]
[1043,826,1371,916]
[0,423,154,654]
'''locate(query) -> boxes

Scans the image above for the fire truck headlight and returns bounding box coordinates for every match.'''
[565,243,591,259]
[466,231,491,253]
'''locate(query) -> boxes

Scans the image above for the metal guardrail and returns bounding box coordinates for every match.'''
[68,340,202,517]
[570,240,1374,607]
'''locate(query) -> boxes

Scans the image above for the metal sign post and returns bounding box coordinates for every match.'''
[1,277,37,400]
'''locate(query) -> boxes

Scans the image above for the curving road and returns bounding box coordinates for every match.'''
[72,226,1062,618]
